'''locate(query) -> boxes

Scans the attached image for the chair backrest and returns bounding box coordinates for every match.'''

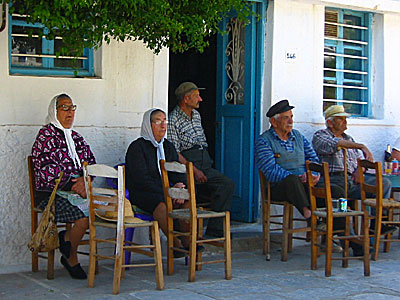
[258,170,271,205]
[258,153,281,204]
[357,159,383,203]
[28,155,36,208]
[160,160,196,217]
[84,163,126,227]
[306,160,334,215]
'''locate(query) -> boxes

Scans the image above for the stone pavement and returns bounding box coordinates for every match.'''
[1,227,400,300]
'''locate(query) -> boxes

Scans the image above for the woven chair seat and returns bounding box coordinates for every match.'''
[169,208,226,220]
[93,219,152,229]
[364,198,400,208]
[313,208,364,218]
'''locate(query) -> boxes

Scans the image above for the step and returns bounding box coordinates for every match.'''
[204,222,282,253]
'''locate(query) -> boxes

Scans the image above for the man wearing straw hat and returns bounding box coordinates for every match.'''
[312,105,395,235]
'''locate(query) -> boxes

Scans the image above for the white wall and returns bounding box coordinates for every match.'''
[263,0,400,161]
[0,6,169,272]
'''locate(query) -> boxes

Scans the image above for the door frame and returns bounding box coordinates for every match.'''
[215,0,267,222]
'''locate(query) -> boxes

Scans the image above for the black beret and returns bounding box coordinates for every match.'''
[266,99,294,118]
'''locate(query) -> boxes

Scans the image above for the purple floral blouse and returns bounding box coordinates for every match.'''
[31,123,96,191]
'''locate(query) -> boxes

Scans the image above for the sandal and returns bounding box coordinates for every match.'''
[58,230,71,259]
[60,256,87,279]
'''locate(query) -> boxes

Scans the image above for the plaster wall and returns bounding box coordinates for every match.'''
[264,0,400,161]
[0,11,169,272]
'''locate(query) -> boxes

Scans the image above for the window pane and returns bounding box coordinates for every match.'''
[343,87,361,101]
[11,26,43,67]
[53,38,85,68]
[323,86,336,99]
[344,103,362,115]
[53,58,83,68]
[324,53,336,69]
[344,49,363,80]
[324,70,336,78]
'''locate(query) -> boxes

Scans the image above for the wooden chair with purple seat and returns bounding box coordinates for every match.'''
[84,163,164,294]
[105,163,156,266]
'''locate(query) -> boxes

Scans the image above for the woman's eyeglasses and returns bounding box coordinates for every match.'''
[152,120,168,126]
[57,105,77,111]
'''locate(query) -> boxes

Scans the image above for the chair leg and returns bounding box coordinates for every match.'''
[87,227,97,288]
[32,252,39,273]
[124,228,135,266]
[263,198,270,259]
[342,217,349,268]
[47,250,55,280]
[188,219,197,282]
[352,199,360,235]
[31,212,39,272]
[151,222,165,290]
[311,215,318,270]
[281,202,290,261]
[288,205,294,253]
[167,217,175,276]
[224,212,232,280]
[383,209,393,253]
[372,208,383,261]
[112,227,124,295]
[362,211,370,276]
[196,219,203,271]
[325,218,333,277]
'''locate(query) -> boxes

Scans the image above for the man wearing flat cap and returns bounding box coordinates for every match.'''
[255,99,321,219]
[167,82,234,238]
[312,105,394,235]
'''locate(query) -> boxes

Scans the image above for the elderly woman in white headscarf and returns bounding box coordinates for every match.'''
[125,108,190,253]
[32,93,96,279]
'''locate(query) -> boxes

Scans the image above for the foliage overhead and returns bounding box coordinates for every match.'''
[10,0,253,54]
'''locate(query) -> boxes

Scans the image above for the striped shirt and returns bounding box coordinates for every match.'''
[312,128,363,174]
[167,106,208,152]
[255,128,319,182]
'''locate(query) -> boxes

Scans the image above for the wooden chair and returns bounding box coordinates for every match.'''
[306,161,370,277]
[29,156,91,279]
[160,160,232,282]
[340,148,360,235]
[357,159,400,261]
[28,155,56,279]
[258,170,310,261]
[84,163,164,294]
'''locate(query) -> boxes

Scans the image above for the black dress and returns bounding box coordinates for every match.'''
[125,138,186,214]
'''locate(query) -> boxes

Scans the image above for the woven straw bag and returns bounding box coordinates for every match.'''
[28,172,63,253]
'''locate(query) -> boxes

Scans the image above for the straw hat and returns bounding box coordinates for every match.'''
[95,198,144,224]
[324,105,351,119]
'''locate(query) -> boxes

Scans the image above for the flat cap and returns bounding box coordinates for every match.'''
[266,99,294,118]
[175,82,205,101]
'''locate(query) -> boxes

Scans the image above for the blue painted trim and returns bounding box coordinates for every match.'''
[9,67,92,77]
[253,0,267,221]
[366,12,373,117]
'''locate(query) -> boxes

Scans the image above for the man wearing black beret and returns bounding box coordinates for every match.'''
[255,100,318,218]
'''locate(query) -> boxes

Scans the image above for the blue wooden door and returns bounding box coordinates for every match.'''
[215,1,266,222]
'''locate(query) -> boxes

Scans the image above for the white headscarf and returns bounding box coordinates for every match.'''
[140,108,166,174]
[45,94,81,168]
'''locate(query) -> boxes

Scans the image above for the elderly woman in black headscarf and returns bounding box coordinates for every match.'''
[125,108,190,253]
